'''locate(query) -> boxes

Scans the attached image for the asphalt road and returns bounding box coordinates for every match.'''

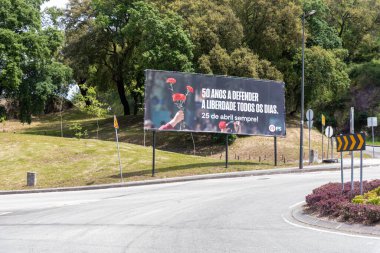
[1,165,380,253]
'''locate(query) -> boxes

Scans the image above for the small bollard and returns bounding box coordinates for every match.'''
[27,172,37,187]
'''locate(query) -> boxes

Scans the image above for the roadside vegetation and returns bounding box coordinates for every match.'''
[3,107,337,163]
[0,132,285,191]
[305,180,380,225]
[353,187,380,205]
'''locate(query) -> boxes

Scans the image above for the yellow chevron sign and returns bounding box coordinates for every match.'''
[336,133,366,152]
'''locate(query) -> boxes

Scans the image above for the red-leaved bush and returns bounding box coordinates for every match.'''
[305,180,380,224]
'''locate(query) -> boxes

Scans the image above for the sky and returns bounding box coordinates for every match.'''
[41,0,69,10]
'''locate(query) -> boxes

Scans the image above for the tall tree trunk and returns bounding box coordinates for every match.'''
[77,78,91,106]
[132,91,140,115]
[116,79,130,115]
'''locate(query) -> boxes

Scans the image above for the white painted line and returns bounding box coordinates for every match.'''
[0,212,11,216]
[52,199,100,208]
[288,201,305,209]
[281,214,380,240]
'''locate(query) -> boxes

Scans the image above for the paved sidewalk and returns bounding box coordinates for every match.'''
[1,158,380,195]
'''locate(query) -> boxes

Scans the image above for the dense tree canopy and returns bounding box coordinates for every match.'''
[63,0,194,115]
[0,0,72,123]
[1,0,379,128]
[198,45,283,81]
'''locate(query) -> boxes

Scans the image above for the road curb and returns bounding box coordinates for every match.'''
[291,204,380,237]
[1,160,380,195]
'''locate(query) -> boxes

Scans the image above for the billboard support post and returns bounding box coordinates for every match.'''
[225,134,229,168]
[274,136,277,166]
[152,131,156,177]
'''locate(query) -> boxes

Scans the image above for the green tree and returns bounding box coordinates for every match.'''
[63,0,194,115]
[198,45,283,80]
[325,0,380,62]
[75,84,108,139]
[290,46,350,114]
[159,0,243,61]
[232,0,302,63]
[0,0,72,123]
[303,0,342,49]
[349,60,380,115]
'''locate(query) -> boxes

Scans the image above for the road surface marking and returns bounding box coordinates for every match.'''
[0,212,11,216]
[281,214,380,240]
[288,201,305,209]
[52,199,100,208]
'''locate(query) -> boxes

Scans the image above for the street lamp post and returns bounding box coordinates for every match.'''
[299,10,316,169]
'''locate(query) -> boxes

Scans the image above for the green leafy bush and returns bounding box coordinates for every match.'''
[69,123,88,139]
[352,187,380,206]
[211,133,237,145]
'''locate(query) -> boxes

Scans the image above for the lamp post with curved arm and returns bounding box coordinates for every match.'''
[299,10,316,169]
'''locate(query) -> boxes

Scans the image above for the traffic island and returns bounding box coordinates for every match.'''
[288,180,380,237]
[291,204,380,237]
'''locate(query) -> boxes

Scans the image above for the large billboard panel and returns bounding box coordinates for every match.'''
[144,70,286,136]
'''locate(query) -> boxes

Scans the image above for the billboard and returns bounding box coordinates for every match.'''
[144,70,286,136]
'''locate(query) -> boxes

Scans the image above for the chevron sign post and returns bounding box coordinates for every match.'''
[336,133,366,194]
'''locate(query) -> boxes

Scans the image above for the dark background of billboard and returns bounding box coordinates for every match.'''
[144,70,286,136]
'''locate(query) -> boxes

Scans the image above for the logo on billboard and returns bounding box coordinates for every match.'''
[269,125,282,132]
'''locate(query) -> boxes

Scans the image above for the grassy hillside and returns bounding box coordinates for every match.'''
[1,109,369,190]
[2,108,338,164]
[0,133,278,190]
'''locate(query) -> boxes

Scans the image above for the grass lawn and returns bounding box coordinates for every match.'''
[3,108,338,163]
[369,141,380,146]
[0,133,288,190]
[2,108,362,190]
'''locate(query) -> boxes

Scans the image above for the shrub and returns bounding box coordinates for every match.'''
[305,180,380,224]
[211,133,237,145]
[69,123,88,139]
[352,186,380,206]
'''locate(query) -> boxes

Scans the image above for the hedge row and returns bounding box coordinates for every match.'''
[305,180,380,225]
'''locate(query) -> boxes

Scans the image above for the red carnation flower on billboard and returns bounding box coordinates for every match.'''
[172,93,186,102]
[219,121,227,130]
[166,77,176,84]
[165,76,195,130]
[186,85,194,93]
